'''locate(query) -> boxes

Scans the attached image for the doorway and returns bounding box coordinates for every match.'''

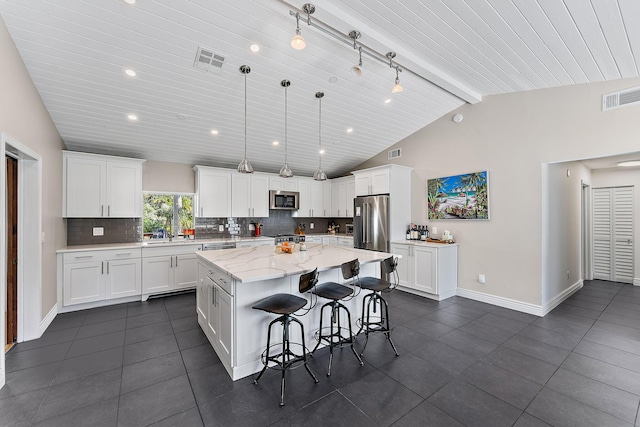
[5,156,18,352]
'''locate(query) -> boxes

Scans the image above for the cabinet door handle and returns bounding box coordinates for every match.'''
[212,286,215,305]
[74,255,93,259]
[213,286,217,306]
[175,256,178,267]
[200,207,203,217]
[101,261,104,274]
[116,252,132,256]
[107,261,110,274]
[170,257,173,268]
[101,205,104,217]
[108,205,110,217]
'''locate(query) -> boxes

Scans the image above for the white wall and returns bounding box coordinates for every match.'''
[542,161,591,306]
[357,77,640,308]
[591,167,640,284]
[0,17,64,319]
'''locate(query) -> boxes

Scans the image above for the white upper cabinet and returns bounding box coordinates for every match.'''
[269,176,298,192]
[309,180,324,217]
[231,172,269,218]
[353,167,390,196]
[330,176,355,218]
[63,151,144,218]
[322,181,332,217]
[194,166,232,218]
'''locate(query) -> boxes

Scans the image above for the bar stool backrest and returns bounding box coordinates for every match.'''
[299,268,318,294]
[381,256,399,291]
[341,259,360,280]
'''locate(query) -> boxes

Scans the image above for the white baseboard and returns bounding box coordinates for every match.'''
[542,280,583,315]
[0,367,5,390]
[634,278,640,287]
[456,288,545,317]
[38,304,57,338]
[457,280,584,317]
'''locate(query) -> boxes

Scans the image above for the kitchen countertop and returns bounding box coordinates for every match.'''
[196,243,392,283]
[391,240,458,247]
[303,233,353,238]
[56,236,275,253]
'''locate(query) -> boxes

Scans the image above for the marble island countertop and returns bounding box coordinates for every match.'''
[196,243,392,283]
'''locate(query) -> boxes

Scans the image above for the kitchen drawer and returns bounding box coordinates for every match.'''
[141,244,202,258]
[63,248,141,264]
[206,266,233,295]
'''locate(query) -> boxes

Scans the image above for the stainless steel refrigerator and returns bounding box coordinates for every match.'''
[353,194,390,252]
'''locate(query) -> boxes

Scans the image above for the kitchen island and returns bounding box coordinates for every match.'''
[195,243,393,380]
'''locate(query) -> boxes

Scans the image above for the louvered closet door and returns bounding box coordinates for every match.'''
[613,187,634,283]
[592,187,634,283]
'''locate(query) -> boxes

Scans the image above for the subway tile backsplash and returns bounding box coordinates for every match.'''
[66,218,142,246]
[194,210,297,239]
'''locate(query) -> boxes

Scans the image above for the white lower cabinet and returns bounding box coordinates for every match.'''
[142,244,202,296]
[199,263,233,368]
[390,242,457,300]
[62,249,141,306]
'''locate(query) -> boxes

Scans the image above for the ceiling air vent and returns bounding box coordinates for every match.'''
[602,85,640,111]
[194,46,225,74]
[388,148,402,160]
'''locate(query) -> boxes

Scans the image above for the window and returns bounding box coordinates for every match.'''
[143,193,194,240]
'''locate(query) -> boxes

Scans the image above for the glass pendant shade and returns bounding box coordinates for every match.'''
[279,163,293,178]
[392,81,403,93]
[291,31,305,50]
[313,169,327,181]
[237,65,253,174]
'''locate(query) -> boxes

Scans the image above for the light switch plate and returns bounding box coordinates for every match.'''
[93,227,104,236]
[219,225,224,232]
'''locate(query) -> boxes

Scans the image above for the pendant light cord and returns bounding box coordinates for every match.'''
[284,85,288,164]
[244,71,248,159]
[318,96,322,170]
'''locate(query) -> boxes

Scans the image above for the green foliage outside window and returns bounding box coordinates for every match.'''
[143,193,193,238]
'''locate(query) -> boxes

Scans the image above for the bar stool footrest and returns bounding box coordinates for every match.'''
[260,342,308,372]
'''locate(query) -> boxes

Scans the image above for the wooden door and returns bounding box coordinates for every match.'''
[6,156,18,348]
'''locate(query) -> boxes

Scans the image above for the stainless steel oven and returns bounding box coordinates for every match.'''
[269,190,299,210]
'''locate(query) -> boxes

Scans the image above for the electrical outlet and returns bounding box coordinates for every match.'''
[566,270,570,280]
[249,223,255,230]
[92,227,104,236]
[478,274,485,284]
[310,222,314,229]
[432,226,438,235]
[218,225,224,232]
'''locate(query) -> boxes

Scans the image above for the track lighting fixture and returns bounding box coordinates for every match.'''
[279,79,293,178]
[291,3,315,50]
[237,65,254,174]
[313,92,327,181]
[349,30,363,76]
[392,66,403,93]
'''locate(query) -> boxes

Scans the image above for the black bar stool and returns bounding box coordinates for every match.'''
[357,256,399,357]
[252,268,319,407]
[312,259,364,376]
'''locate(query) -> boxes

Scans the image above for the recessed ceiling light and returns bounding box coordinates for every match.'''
[384,98,391,104]
[177,113,188,120]
[328,76,338,83]
[319,149,325,154]
[617,160,640,167]
[346,128,353,133]
[250,44,260,53]
[125,69,136,77]
[127,114,138,121]
[272,141,279,146]
[123,0,135,4]
[210,129,219,135]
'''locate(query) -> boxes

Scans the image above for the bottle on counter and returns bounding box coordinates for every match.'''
[421,226,427,241]
[406,225,411,240]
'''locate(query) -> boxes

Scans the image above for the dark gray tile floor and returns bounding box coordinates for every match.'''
[3,280,640,426]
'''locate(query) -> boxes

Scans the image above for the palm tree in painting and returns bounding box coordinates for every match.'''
[460,174,473,207]
[428,178,448,201]
[467,172,487,218]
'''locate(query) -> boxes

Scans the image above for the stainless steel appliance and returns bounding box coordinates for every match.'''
[354,195,390,252]
[203,241,237,251]
[345,224,354,235]
[269,190,299,210]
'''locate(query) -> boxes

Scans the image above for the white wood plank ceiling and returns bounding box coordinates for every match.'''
[1,0,638,177]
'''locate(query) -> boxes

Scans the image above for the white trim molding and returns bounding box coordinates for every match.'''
[39,305,57,337]
[457,280,584,317]
[633,278,640,287]
[456,288,545,317]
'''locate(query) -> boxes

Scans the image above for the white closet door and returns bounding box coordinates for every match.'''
[592,187,634,283]
[593,188,612,280]
[613,187,634,283]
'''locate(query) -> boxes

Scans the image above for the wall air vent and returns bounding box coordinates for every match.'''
[388,148,402,160]
[194,46,225,74]
[602,85,640,111]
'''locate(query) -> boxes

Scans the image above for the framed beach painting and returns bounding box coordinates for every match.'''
[427,171,489,220]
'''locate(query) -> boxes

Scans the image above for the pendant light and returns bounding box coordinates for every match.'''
[237,65,254,174]
[349,30,363,76]
[313,92,327,181]
[291,3,315,50]
[392,66,403,93]
[279,79,293,178]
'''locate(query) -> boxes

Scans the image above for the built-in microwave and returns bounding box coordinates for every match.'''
[269,190,299,210]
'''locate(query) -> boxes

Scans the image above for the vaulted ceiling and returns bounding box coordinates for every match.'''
[1,0,638,177]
